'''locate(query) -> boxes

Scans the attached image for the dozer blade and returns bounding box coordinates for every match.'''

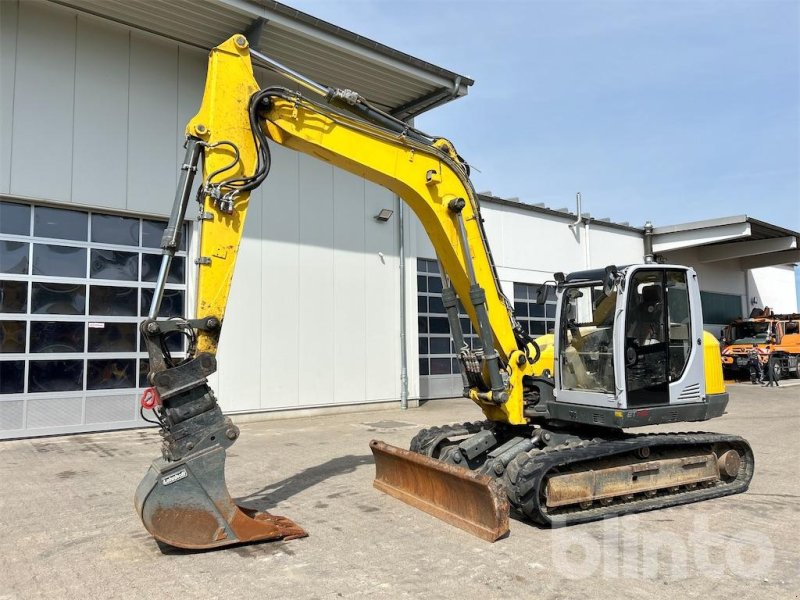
[134,444,306,550]
[370,440,509,542]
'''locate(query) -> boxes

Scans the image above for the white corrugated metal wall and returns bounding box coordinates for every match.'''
[0,0,401,437]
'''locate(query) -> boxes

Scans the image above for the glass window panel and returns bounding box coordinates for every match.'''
[418,358,429,376]
[514,302,528,318]
[142,220,186,251]
[29,359,84,392]
[427,260,440,274]
[427,277,442,294]
[34,206,87,241]
[141,254,184,283]
[417,316,428,334]
[418,338,428,355]
[88,323,136,352]
[32,244,86,277]
[514,283,528,300]
[452,358,460,374]
[0,281,28,313]
[417,296,427,313]
[0,241,29,274]
[416,275,427,293]
[30,321,84,353]
[460,318,472,334]
[90,249,138,281]
[89,285,137,316]
[31,282,85,315]
[139,359,150,388]
[0,360,25,393]
[87,358,136,390]
[140,288,184,318]
[530,303,545,318]
[428,296,445,314]
[0,202,30,235]
[529,321,546,336]
[429,317,449,334]
[91,214,140,246]
[0,321,26,352]
[430,357,451,375]
[546,303,556,318]
[429,337,451,355]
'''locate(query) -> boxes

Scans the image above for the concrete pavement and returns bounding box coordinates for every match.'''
[0,384,798,599]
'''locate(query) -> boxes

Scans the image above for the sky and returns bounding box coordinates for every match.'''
[288,0,799,297]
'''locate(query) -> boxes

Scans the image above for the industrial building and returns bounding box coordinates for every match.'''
[1,0,798,439]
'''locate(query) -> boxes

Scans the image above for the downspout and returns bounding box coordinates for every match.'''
[584,219,591,269]
[398,196,409,410]
[568,193,588,266]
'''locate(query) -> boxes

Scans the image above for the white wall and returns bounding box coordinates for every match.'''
[411,199,645,283]
[2,0,403,413]
[749,265,799,314]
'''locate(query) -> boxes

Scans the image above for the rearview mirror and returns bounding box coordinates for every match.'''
[603,265,618,296]
[536,283,553,305]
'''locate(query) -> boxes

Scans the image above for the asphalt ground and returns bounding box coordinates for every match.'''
[1,382,798,600]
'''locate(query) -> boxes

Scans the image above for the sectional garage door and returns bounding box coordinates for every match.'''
[0,200,188,439]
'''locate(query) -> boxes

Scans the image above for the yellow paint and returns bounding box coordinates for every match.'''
[188,36,260,355]
[703,331,726,395]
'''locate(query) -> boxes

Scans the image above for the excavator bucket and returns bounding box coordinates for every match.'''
[370,440,509,542]
[134,444,306,550]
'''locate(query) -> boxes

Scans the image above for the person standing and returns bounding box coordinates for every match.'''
[748,349,763,384]
[764,352,780,387]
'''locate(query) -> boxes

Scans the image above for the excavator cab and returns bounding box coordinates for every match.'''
[550,264,724,425]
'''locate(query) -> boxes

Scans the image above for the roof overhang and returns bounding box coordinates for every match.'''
[653,215,800,268]
[48,0,472,118]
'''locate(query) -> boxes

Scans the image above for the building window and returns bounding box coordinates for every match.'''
[416,258,479,377]
[0,200,188,434]
[513,282,556,337]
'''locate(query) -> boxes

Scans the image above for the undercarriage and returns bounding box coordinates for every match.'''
[406,420,754,527]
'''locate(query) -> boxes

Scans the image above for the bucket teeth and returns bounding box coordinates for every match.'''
[370,439,509,542]
[135,444,306,550]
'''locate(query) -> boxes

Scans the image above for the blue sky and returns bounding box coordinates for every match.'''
[289,0,799,296]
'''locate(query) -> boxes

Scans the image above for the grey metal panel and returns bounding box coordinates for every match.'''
[364,184,400,401]
[126,30,178,216]
[215,180,264,412]
[258,143,300,408]
[297,152,335,405]
[72,15,129,210]
[0,0,18,195]
[331,168,367,404]
[176,44,208,219]
[420,375,461,400]
[176,45,208,167]
[11,1,76,203]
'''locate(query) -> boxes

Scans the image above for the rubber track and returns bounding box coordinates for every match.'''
[409,421,490,457]
[504,432,754,526]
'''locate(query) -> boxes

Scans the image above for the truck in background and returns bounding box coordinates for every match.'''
[721,307,800,380]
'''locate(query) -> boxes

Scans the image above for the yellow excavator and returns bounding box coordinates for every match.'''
[134,36,753,548]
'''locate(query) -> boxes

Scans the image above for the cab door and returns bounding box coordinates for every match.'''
[623,269,670,407]
[621,267,705,408]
